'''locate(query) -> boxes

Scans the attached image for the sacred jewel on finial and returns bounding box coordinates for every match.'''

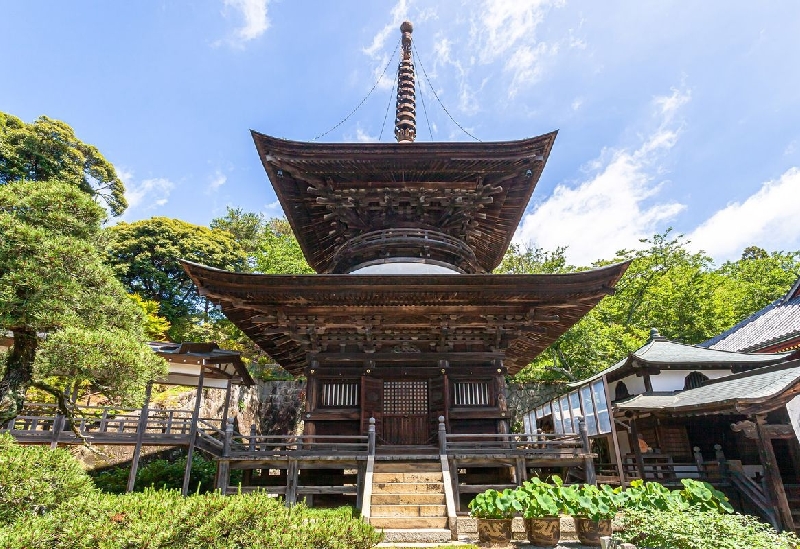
[394,21,416,143]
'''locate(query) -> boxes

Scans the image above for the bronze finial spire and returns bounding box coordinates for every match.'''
[394,21,416,143]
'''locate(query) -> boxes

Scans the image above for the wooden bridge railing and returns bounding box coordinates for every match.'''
[2,404,222,443]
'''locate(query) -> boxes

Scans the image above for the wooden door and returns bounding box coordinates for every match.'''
[382,380,429,445]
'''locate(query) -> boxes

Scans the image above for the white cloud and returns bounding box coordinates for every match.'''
[119,168,175,218]
[219,0,270,48]
[355,127,379,143]
[206,170,227,194]
[471,0,562,98]
[263,200,283,217]
[688,167,800,260]
[514,87,690,265]
[363,0,409,59]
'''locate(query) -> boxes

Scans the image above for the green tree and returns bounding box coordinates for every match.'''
[0,112,127,216]
[253,218,314,274]
[0,180,165,423]
[210,207,267,263]
[128,294,171,341]
[718,247,800,321]
[495,243,576,274]
[104,217,248,338]
[511,230,748,382]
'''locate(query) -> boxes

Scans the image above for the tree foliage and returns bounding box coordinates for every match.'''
[103,217,248,337]
[0,180,165,423]
[0,112,127,216]
[506,230,800,383]
[253,217,314,275]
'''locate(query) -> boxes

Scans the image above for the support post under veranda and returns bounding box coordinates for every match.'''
[182,367,205,496]
[127,381,153,492]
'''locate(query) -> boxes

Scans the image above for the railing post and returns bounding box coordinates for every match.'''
[438,415,447,455]
[249,424,257,452]
[368,417,376,456]
[223,417,234,457]
[693,445,704,472]
[714,443,728,478]
[578,418,597,485]
[50,412,64,450]
[99,408,109,433]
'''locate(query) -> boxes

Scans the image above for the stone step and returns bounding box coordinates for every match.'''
[378,528,453,544]
[373,481,443,494]
[371,504,447,517]
[371,492,446,505]
[369,517,449,529]
[373,471,442,483]
[374,461,441,473]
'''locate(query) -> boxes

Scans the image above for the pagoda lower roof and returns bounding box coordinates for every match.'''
[252,131,557,274]
[182,260,629,377]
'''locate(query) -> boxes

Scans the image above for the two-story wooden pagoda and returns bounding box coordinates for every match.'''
[182,22,628,449]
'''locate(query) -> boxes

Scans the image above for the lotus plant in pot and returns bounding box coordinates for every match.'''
[557,481,623,547]
[468,488,523,546]
[517,477,562,547]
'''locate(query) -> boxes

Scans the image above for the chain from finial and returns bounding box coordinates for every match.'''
[395,21,416,143]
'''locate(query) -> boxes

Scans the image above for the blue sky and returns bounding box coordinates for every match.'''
[2,1,799,266]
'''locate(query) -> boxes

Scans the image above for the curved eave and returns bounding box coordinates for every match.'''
[252,130,557,273]
[181,260,629,376]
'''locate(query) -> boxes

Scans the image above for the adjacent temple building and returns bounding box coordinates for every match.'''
[182,22,627,449]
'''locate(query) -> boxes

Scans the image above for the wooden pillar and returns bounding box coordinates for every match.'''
[579,418,597,485]
[754,414,795,532]
[182,367,205,496]
[127,381,153,492]
[215,417,234,494]
[221,380,233,428]
[628,417,646,480]
[604,375,626,486]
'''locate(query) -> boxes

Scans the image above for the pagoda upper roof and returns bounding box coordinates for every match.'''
[252,131,557,274]
[181,259,628,377]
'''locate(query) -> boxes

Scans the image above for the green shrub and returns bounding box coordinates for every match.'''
[617,509,799,549]
[91,453,229,494]
[468,488,523,519]
[620,479,734,514]
[0,433,95,525]
[0,489,383,549]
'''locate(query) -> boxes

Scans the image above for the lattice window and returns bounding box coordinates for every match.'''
[453,381,490,406]
[383,381,427,414]
[320,382,359,407]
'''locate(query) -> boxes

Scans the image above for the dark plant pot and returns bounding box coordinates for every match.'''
[525,516,561,546]
[477,518,513,546]
[574,517,612,547]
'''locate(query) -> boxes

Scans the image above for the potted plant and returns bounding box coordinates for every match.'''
[468,488,523,546]
[557,481,623,547]
[517,477,562,546]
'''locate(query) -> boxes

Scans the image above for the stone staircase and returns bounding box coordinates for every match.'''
[368,460,452,543]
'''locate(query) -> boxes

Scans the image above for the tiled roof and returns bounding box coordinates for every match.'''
[575,329,790,385]
[701,294,800,353]
[614,359,800,413]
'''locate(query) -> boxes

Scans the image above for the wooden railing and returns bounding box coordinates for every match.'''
[2,404,221,444]
[215,418,370,459]
[444,432,585,456]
